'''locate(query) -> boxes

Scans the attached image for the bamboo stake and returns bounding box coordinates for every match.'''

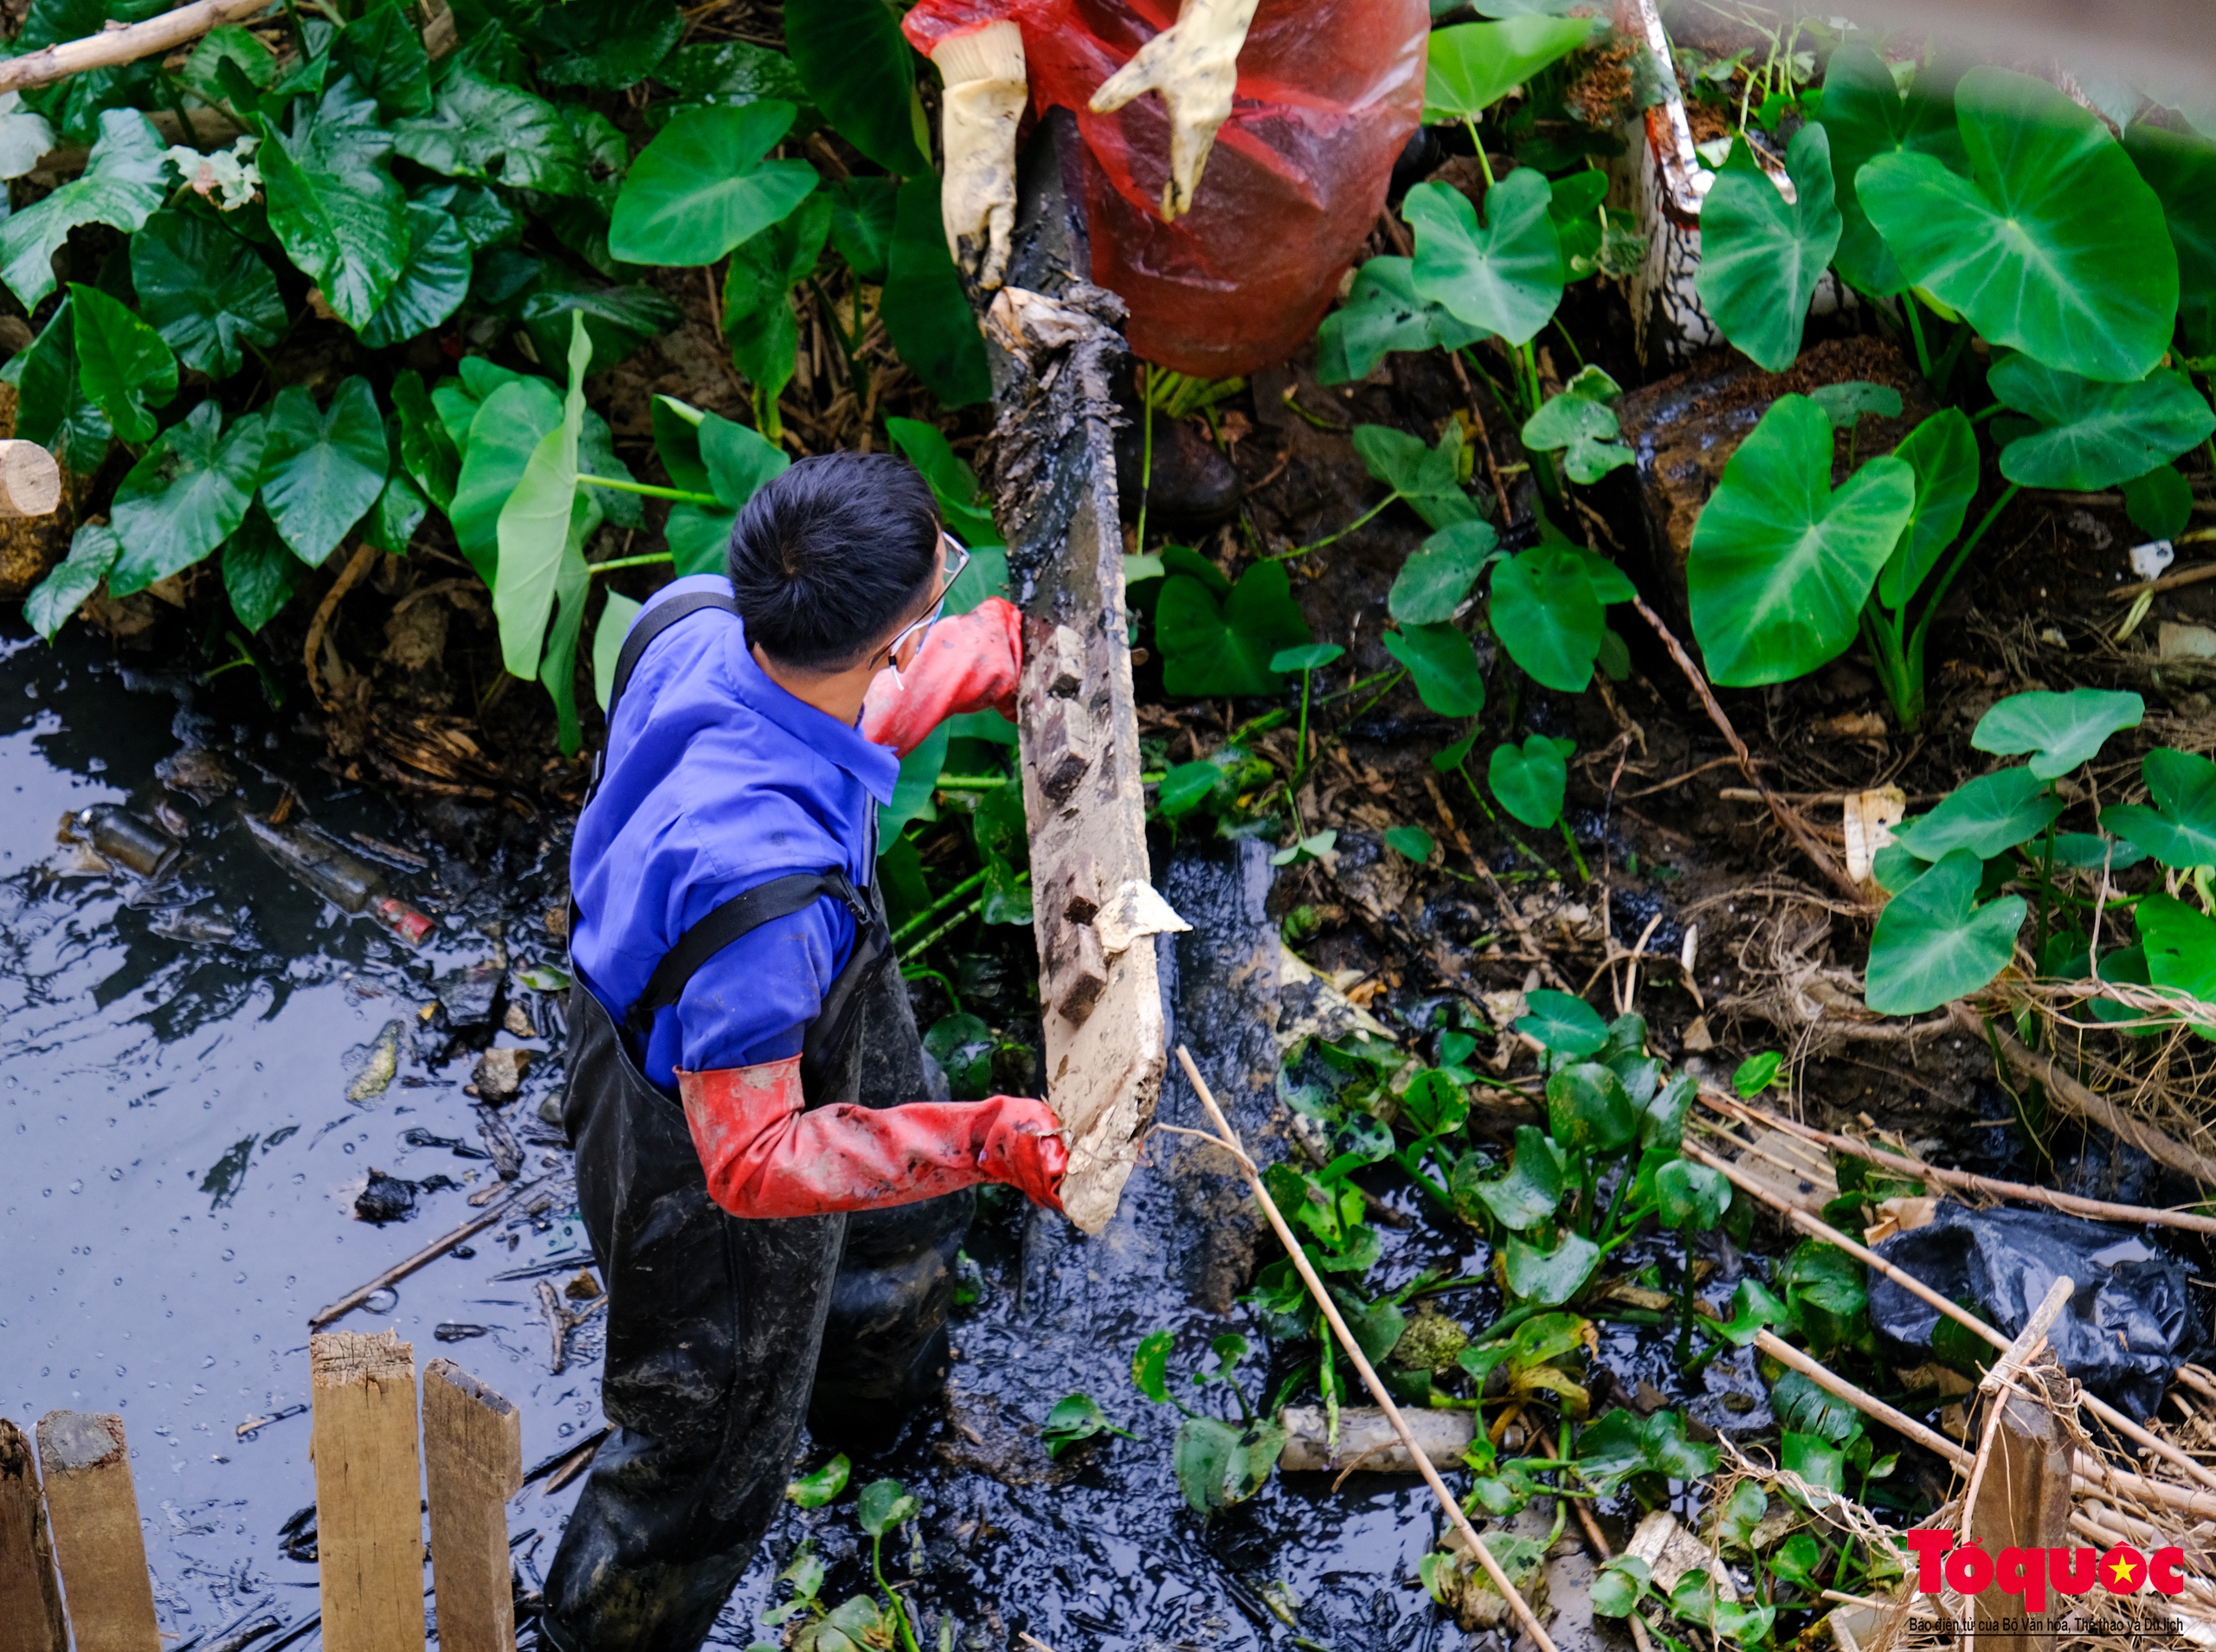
[1172,1047,1562,1652]
[1743,1328,1971,1470]
[1954,1277,2071,1544]
[0,0,276,95]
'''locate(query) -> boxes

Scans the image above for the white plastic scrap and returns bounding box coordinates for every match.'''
[1091,879,1192,958]
[2131,539,2177,582]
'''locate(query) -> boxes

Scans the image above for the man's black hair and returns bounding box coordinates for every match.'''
[727,452,941,672]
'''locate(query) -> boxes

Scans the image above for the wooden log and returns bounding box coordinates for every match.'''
[1971,1392,2071,1652]
[422,1362,521,1652]
[309,1330,425,1652]
[0,0,276,95]
[0,1419,67,1652]
[34,1411,159,1652]
[1278,1405,1473,1474]
[0,443,60,519]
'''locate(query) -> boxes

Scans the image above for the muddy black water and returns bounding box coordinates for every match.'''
[2,617,1755,1652]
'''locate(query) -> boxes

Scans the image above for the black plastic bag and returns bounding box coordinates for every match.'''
[1870,1200,2201,1420]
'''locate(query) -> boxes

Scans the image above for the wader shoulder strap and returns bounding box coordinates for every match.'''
[623,869,878,1044]
[583,589,742,813]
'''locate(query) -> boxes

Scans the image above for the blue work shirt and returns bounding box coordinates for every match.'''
[569,575,901,1090]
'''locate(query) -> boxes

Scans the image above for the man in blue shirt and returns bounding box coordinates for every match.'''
[544,453,1066,1652]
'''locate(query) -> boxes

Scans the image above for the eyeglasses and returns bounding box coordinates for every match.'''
[884,531,971,678]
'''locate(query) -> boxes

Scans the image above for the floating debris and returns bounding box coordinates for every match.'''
[76,805,180,877]
[503,1000,537,1038]
[234,1405,306,1440]
[434,1322,490,1342]
[148,906,239,945]
[436,960,506,1026]
[154,749,233,804]
[244,816,435,944]
[345,1021,406,1103]
[399,1127,490,1160]
[472,1046,531,1102]
[352,1169,417,1225]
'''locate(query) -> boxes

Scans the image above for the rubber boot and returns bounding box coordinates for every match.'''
[1112,370,1243,529]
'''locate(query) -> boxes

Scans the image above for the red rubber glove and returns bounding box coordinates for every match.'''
[860,596,1022,758]
[679,1057,1068,1218]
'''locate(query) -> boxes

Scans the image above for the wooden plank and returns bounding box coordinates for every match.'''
[34,1411,158,1652]
[1971,1390,2071,1652]
[310,1329,426,1652]
[422,1360,521,1652]
[982,109,1170,1234]
[0,1418,67,1652]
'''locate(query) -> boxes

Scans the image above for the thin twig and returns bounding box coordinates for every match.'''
[1955,1276,2071,1542]
[307,1174,557,1327]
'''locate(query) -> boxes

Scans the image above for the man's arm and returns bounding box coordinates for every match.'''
[860,595,1021,758]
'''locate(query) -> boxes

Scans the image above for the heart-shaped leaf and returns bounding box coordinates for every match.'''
[1655,1158,1730,1230]
[256,80,409,331]
[1989,355,2215,491]
[1352,422,1484,529]
[13,295,109,474]
[2125,122,2216,357]
[362,473,426,556]
[1520,368,1632,482]
[1517,988,1608,1056]
[1973,689,2143,780]
[261,376,389,568]
[783,0,928,176]
[856,1476,918,1538]
[1685,395,1916,687]
[1875,408,1978,609]
[1857,67,2175,382]
[2135,893,2216,1038]
[357,202,472,350]
[391,370,457,511]
[2123,466,2193,542]
[1865,847,2026,1015]
[221,506,300,633]
[881,172,992,408]
[416,180,523,252]
[1810,381,1904,429]
[827,175,897,284]
[1489,733,1573,828]
[1271,642,1343,673]
[332,0,433,115]
[108,402,267,596]
[1695,126,1842,371]
[1546,1061,1638,1155]
[1816,46,1966,297]
[2102,748,2216,869]
[1422,16,1598,122]
[1490,545,1606,691]
[1384,621,1486,716]
[1592,1556,1652,1618]
[1502,1229,1601,1307]
[1892,767,2063,860]
[1474,1126,1567,1231]
[1317,256,1485,385]
[1156,561,1312,697]
[23,522,120,640]
[886,415,999,546]
[69,282,174,447]
[530,0,683,91]
[451,377,564,583]
[129,209,284,379]
[1406,170,1563,347]
[0,108,164,309]
[1384,824,1435,866]
[1389,520,1498,625]
[609,102,818,267]
[395,64,583,194]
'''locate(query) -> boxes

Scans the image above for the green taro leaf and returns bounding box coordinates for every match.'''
[363,472,427,556]
[531,0,684,90]
[13,296,109,474]
[523,280,684,373]
[260,377,389,568]
[1685,395,1916,686]
[1502,1229,1601,1307]
[1384,622,1486,716]
[1272,642,1343,673]
[1695,126,1842,372]
[1389,520,1498,625]
[256,79,409,331]
[395,66,584,195]
[2123,466,2194,542]
[1780,1430,1847,1495]
[855,1477,918,1537]
[2125,123,2216,357]
[1475,1124,1568,1231]
[1516,988,1608,1056]
[1768,1531,1823,1591]
[0,109,164,310]
[1592,1556,1652,1618]
[1156,562,1312,697]
[451,377,564,584]
[827,175,898,283]
[1489,733,1573,828]
[1715,1481,1768,1552]
[882,173,993,408]
[1422,16,1599,122]
[220,506,300,633]
[783,0,928,177]
[128,209,284,379]
[1770,1369,1864,1444]
[392,370,458,511]
[922,1012,992,1099]
[886,416,1000,545]
[1864,847,2026,1015]
[591,589,644,714]
[1875,408,1978,610]
[177,24,276,109]
[1545,1061,1638,1155]
[722,192,833,402]
[2102,748,2216,870]
[2135,893,2216,1038]
[1519,367,1632,482]
[1809,380,1903,429]
[1892,767,2064,860]
[333,0,433,117]
[357,203,471,350]
[1317,256,1485,385]
[107,402,267,596]
[1040,1393,1126,1458]
[609,102,818,267]
[1490,545,1607,691]
[1816,46,1966,297]
[68,282,173,447]
[497,317,592,679]
[23,522,120,640]
[1988,355,2215,492]
[1973,689,2143,780]
[1655,1158,1730,1230]
[1352,422,1483,529]
[654,38,811,116]
[1856,67,2176,382]
[416,181,523,252]
[1640,1071,1695,1150]
[1405,171,1563,347]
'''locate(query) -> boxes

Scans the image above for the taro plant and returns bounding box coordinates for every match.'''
[759,1466,928,1652]
[1130,1329,1290,1517]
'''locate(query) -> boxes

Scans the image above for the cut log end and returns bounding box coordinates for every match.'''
[34,1411,125,1476]
[310,1327,415,1388]
[0,441,61,519]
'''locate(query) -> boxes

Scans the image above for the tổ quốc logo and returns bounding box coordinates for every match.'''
[1906,1531,2190,1610]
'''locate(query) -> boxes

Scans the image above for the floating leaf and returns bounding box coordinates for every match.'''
[881,172,992,408]
[69,282,174,447]
[1864,847,2026,1015]
[1874,408,1977,610]
[785,1452,849,1508]
[1655,1158,1730,1230]
[1546,1061,1637,1155]
[1474,1125,1567,1231]
[128,209,284,379]
[1489,733,1573,829]
[1422,16,1599,122]
[1172,1416,1286,1514]
[783,0,928,177]
[2102,748,2216,870]
[1317,256,1485,385]
[1502,1229,1601,1307]
[1384,622,1486,716]
[260,377,389,568]
[1156,562,1311,697]
[855,1477,918,1538]
[609,102,817,267]
[1973,689,2143,780]
[23,522,119,640]
[1695,126,1841,371]
[1389,521,1498,625]
[1892,767,2063,860]
[107,402,267,596]
[1040,1393,1129,1458]
[1857,67,2175,382]
[1685,395,1916,686]
[1131,1329,1173,1405]
[1815,46,1965,297]
[0,108,164,309]
[1989,355,2215,492]
[1592,1556,1652,1618]
[1406,170,1563,347]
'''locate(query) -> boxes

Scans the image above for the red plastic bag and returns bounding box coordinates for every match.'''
[906,0,1429,378]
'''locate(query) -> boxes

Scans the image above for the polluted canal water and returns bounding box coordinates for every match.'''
[2,620,1700,1649]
